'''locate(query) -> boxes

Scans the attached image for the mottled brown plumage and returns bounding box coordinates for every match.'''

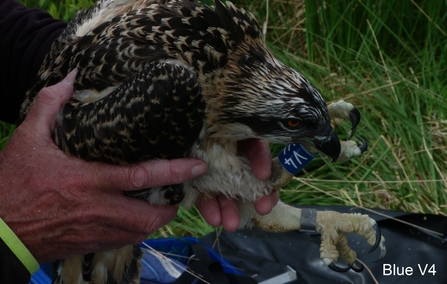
[21,0,384,283]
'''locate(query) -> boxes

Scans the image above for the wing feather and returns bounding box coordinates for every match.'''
[53,61,204,164]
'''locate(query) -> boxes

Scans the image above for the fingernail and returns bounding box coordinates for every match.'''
[191,162,208,177]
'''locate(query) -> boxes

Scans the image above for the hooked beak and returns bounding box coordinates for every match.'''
[312,128,341,162]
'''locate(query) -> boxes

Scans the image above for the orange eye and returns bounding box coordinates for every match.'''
[286,119,300,128]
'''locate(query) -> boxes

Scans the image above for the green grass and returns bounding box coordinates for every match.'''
[0,123,15,151]
[235,0,447,215]
[4,0,447,238]
[20,0,94,20]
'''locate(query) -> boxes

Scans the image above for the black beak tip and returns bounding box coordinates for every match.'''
[314,130,341,162]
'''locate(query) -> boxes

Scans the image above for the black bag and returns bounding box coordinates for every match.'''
[200,206,447,284]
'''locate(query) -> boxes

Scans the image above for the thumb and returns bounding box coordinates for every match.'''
[25,70,77,135]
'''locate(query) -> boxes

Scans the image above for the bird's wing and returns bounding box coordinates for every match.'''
[46,41,204,284]
[53,60,204,164]
[21,2,174,119]
[20,1,205,164]
[28,3,205,283]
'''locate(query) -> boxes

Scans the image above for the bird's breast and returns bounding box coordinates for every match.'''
[181,138,274,207]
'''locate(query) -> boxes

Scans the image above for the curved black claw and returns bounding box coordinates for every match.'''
[350,261,364,272]
[357,136,368,153]
[348,107,361,139]
[369,222,387,262]
[372,237,387,262]
[374,242,387,262]
[368,223,381,253]
[329,261,364,273]
[329,262,351,273]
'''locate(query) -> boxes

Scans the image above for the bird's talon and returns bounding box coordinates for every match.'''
[348,107,361,139]
[367,222,381,253]
[350,260,364,272]
[373,236,387,262]
[328,260,363,273]
[328,262,351,273]
[318,212,386,274]
[366,219,387,262]
[357,136,368,153]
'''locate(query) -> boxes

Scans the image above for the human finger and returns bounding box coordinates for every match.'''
[88,158,208,192]
[217,195,240,232]
[237,138,272,180]
[25,70,77,134]
[195,196,222,227]
[99,195,178,236]
[254,191,279,215]
[196,195,240,231]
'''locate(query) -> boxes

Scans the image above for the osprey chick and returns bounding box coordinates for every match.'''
[21,0,385,283]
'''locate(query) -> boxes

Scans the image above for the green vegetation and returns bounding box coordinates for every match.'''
[235,0,447,216]
[0,123,14,150]
[3,0,447,237]
[20,0,94,20]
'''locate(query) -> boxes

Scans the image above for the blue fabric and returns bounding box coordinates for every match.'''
[31,237,241,284]
[140,248,186,284]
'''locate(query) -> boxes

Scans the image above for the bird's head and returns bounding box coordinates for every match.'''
[201,46,340,161]
[192,1,341,160]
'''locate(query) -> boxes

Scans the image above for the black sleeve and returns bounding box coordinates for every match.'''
[0,238,31,284]
[0,0,67,124]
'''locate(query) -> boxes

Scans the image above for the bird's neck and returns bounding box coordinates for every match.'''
[190,126,242,173]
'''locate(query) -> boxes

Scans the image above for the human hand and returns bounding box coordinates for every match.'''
[196,139,279,232]
[0,71,208,263]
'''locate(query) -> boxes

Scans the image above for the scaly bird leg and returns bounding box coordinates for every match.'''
[245,158,386,272]
[247,102,385,272]
[328,100,360,136]
[327,100,368,162]
[249,200,386,272]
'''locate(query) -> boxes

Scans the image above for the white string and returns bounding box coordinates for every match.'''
[139,242,211,284]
